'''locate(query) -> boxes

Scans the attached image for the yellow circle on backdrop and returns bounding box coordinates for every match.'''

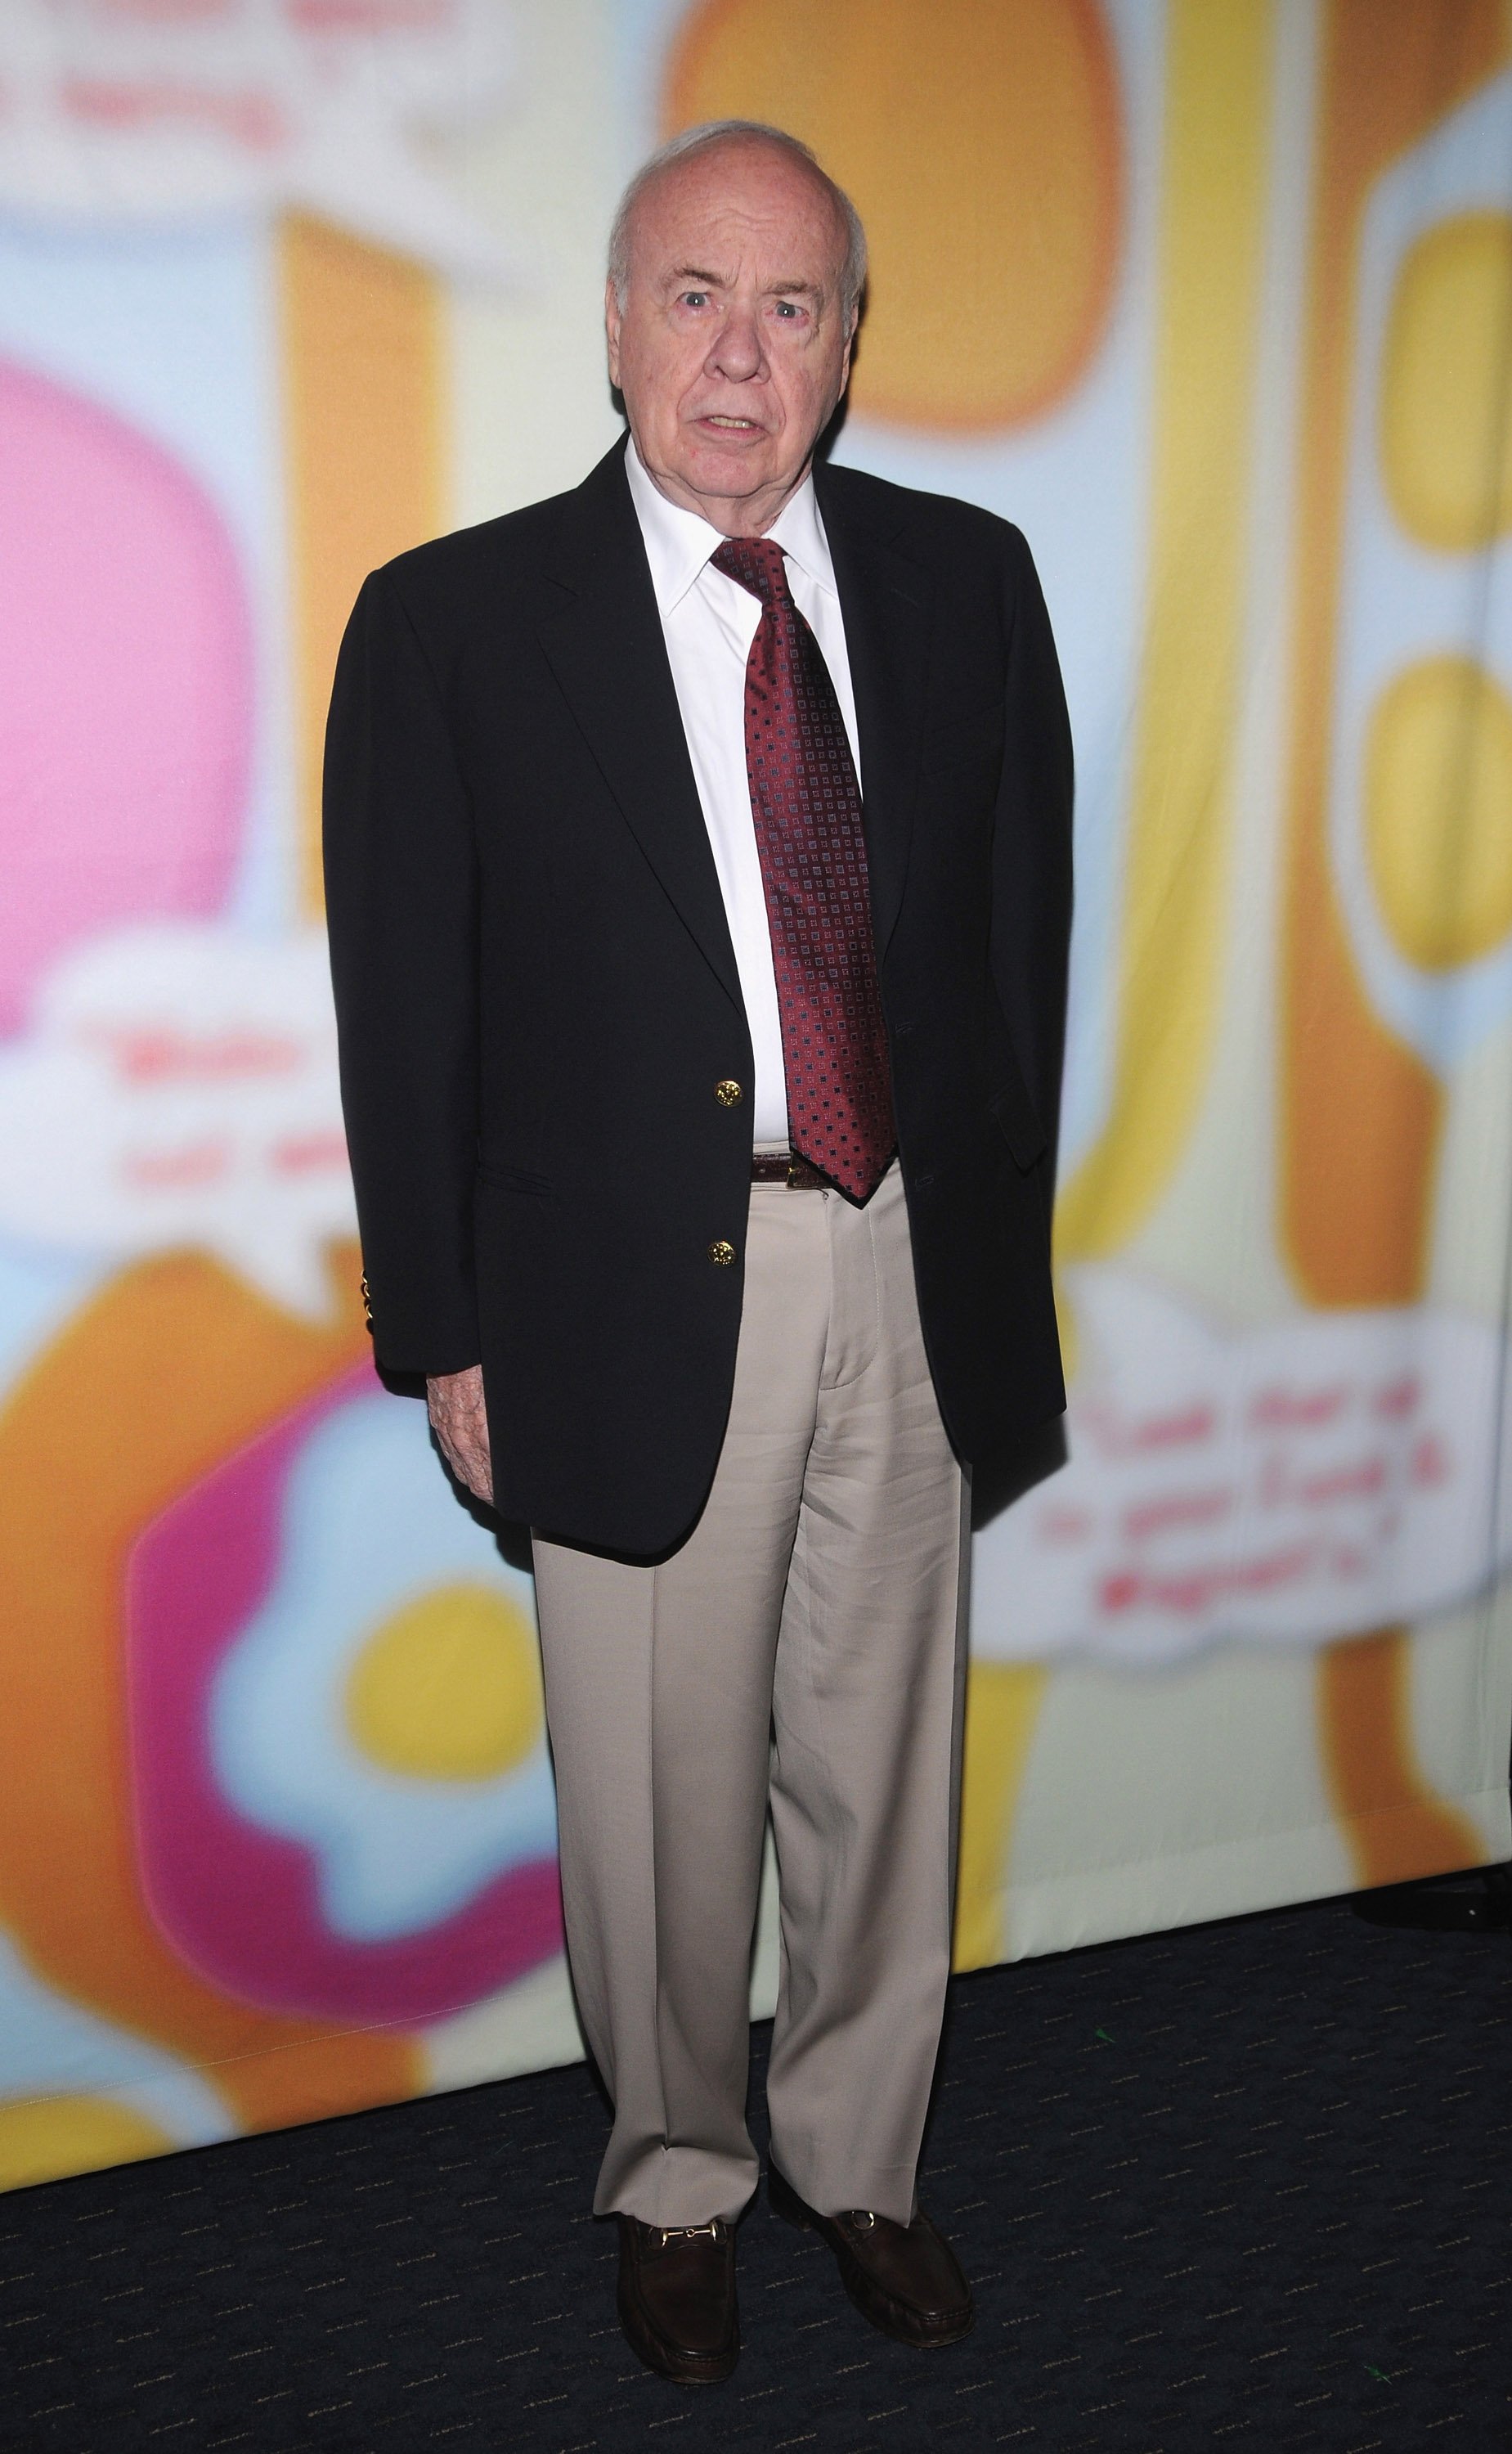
[1365,656,1512,969]
[663,0,1123,431]
[0,2096,170,2191]
[344,1583,544,1782]
[1380,211,1512,551]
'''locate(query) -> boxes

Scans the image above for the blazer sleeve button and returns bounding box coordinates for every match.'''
[715,1080,743,1107]
[707,1239,738,1267]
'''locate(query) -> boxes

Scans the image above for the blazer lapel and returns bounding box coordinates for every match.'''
[816,463,933,966]
[536,446,744,1014]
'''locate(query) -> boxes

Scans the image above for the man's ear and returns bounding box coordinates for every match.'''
[604,277,623,389]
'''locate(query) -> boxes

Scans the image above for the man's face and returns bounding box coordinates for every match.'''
[606,139,856,535]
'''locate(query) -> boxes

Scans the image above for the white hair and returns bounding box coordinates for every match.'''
[607,119,868,321]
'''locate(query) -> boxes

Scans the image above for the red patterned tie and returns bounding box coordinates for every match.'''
[711,534,895,1203]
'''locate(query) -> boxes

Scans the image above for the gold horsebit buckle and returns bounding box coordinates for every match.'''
[656,2211,877,2243]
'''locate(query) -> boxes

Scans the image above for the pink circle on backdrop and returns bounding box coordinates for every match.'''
[0,357,249,1036]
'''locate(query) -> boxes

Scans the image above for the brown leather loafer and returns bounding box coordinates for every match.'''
[768,2162,973,2347]
[616,2216,739,2384]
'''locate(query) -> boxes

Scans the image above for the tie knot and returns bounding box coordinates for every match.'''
[710,533,791,608]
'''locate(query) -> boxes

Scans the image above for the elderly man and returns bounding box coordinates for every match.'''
[324,120,1071,2384]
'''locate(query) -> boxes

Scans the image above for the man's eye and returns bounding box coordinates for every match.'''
[774,301,801,319]
[680,291,710,309]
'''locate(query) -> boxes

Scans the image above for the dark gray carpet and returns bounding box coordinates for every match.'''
[2,1894,1509,2452]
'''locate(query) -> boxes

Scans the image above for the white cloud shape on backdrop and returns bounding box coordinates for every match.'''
[0,0,517,277]
[971,1270,1512,1665]
[0,921,355,1318]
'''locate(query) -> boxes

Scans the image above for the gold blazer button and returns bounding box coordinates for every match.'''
[715,1079,743,1107]
[707,1239,738,1268]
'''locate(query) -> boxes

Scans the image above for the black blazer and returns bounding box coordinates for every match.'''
[324,440,1073,1554]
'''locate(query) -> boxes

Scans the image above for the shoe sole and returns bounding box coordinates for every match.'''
[768,2165,975,2348]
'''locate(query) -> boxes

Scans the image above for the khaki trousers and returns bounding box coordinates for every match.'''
[531,1162,968,2228]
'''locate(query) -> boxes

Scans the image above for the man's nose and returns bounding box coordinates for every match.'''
[707,299,765,384]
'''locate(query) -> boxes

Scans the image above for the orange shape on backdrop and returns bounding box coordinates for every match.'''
[1279,0,1506,1313]
[662,0,1123,432]
[1318,1631,1482,1883]
[0,1243,418,2136]
[279,214,445,921]
[1281,0,1507,1890]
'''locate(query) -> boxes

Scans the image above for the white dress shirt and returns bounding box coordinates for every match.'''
[624,437,863,1149]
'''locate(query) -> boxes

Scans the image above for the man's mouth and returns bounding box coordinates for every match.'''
[698,415,761,431]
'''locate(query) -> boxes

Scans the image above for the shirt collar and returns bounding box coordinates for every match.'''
[624,436,838,616]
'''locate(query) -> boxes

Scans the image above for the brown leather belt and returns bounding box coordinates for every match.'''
[751,1150,831,1189]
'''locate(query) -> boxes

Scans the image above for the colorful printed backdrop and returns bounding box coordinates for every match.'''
[1,0,1509,2195]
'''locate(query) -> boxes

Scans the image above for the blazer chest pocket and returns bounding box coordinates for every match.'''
[989,1067,1048,1172]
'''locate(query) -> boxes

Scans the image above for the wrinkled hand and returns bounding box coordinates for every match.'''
[427,1363,493,1505]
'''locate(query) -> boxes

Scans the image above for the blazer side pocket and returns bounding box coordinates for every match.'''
[477,1159,555,1199]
